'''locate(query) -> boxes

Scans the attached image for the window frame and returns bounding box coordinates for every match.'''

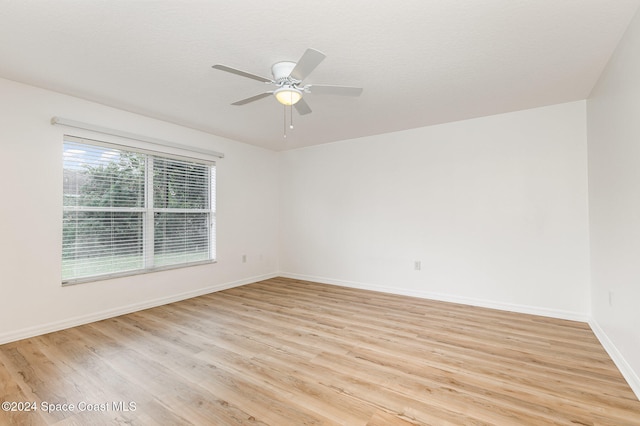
[62,135,216,285]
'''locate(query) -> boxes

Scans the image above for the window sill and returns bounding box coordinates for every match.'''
[61,259,217,286]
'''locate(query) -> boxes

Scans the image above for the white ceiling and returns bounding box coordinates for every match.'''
[1,1,638,151]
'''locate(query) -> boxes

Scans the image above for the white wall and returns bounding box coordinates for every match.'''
[280,101,591,320]
[587,7,640,396]
[0,77,279,343]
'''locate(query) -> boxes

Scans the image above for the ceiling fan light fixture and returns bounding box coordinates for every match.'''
[274,86,302,106]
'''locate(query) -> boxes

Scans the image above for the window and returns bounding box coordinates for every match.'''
[62,136,216,284]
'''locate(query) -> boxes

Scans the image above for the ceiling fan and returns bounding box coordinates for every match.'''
[212,48,363,116]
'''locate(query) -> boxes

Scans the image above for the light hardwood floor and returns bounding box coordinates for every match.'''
[1,277,639,425]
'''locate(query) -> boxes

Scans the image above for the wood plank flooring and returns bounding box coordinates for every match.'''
[1,277,639,425]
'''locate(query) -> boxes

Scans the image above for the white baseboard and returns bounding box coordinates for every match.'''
[279,272,589,322]
[589,319,640,400]
[0,272,277,346]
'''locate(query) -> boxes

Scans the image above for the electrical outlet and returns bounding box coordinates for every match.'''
[609,291,613,307]
[242,254,247,263]
[414,260,421,271]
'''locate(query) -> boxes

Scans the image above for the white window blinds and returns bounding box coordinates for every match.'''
[62,136,216,284]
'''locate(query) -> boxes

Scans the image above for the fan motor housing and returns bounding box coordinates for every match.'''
[271,61,297,83]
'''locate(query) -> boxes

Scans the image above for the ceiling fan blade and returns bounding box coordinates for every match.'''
[231,92,273,105]
[212,64,272,83]
[294,98,312,115]
[308,84,363,96]
[289,48,326,81]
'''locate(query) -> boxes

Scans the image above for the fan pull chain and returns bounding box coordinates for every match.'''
[283,104,287,138]
[290,104,294,129]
